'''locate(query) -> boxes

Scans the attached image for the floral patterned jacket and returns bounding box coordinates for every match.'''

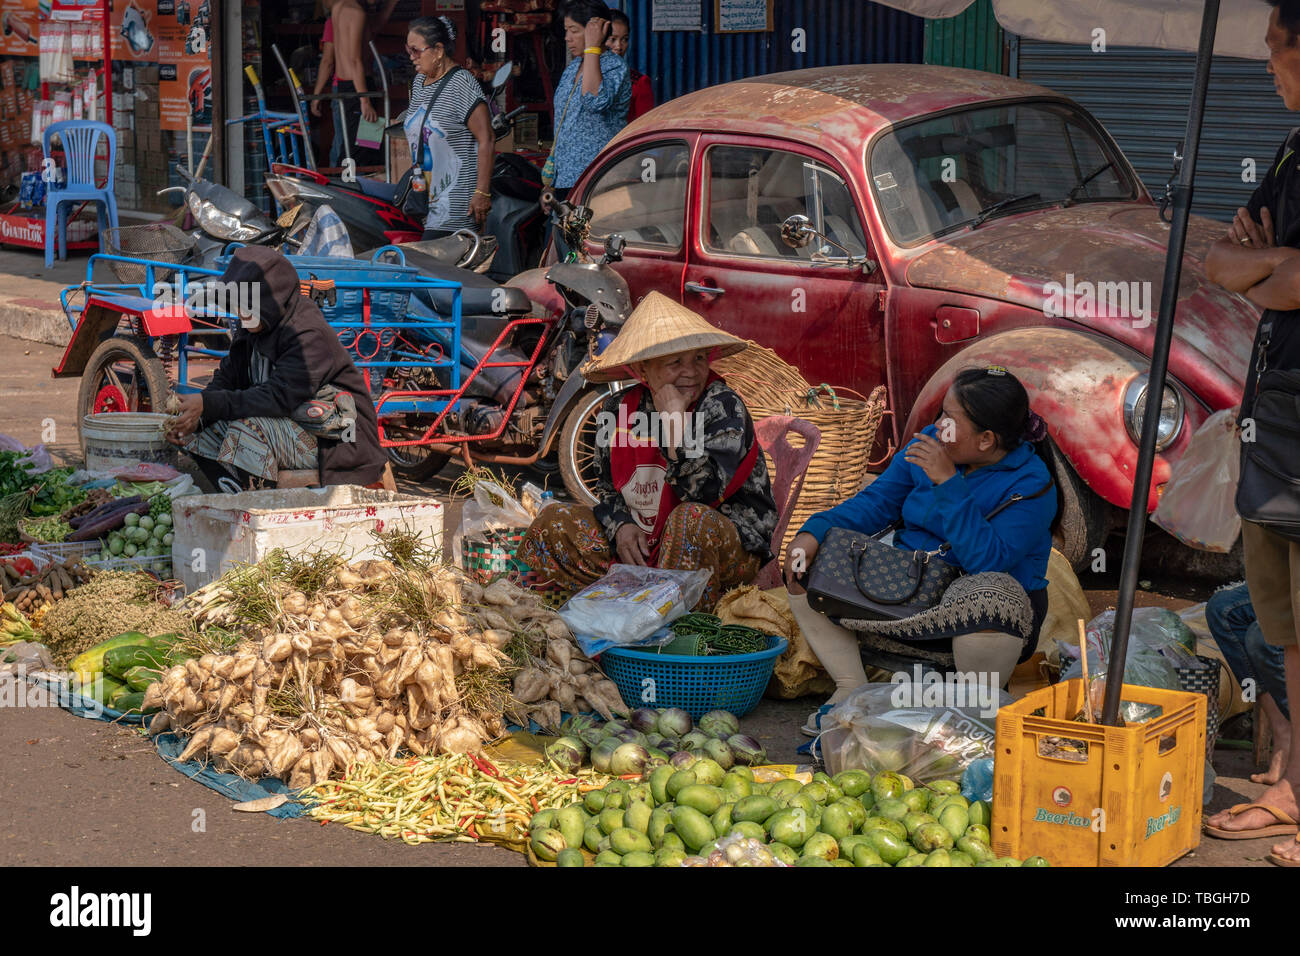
[592,379,778,560]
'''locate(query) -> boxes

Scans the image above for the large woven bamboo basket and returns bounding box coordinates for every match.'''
[715,344,889,556]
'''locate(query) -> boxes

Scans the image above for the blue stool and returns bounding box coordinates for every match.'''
[41,120,120,268]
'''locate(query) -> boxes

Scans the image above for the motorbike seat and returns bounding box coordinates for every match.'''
[402,247,532,315]
[356,178,400,203]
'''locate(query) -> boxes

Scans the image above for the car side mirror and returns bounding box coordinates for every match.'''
[780,214,815,249]
[603,234,626,262]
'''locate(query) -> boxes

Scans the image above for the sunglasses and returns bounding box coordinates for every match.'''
[406,44,431,58]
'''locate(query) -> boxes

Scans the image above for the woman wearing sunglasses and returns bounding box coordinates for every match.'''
[404,16,494,238]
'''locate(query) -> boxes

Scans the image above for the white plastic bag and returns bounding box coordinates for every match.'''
[817,682,1009,782]
[559,564,711,649]
[1152,409,1241,552]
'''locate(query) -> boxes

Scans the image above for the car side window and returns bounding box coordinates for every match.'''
[703,145,867,260]
[585,141,691,250]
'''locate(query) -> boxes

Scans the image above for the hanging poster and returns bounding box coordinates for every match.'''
[158,0,207,132]
[109,0,156,62]
[715,0,772,34]
[0,0,40,58]
[652,0,701,32]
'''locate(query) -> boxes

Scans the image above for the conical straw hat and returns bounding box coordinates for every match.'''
[582,291,747,383]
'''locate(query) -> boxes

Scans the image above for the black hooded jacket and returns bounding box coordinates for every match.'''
[199,247,387,487]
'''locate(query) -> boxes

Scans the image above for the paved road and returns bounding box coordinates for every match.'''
[0,336,1277,867]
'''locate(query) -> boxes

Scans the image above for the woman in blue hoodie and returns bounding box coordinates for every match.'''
[785,367,1055,734]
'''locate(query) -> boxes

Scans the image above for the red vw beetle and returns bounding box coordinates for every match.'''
[510,64,1257,570]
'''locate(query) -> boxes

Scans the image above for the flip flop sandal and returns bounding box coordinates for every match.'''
[800,704,833,738]
[1268,834,1300,867]
[1204,802,1300,840]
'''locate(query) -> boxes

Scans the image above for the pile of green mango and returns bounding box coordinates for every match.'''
[528,755,1051,868]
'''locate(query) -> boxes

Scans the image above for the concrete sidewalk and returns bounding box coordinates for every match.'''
[0,248,89,347]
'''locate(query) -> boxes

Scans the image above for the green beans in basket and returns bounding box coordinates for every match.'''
[707,624,769,655]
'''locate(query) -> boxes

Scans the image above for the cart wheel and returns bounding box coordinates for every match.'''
[385,443,452,482]
[559,388,617,507]
[77,335,170,422]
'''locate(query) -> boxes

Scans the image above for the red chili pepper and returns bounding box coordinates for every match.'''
[467,824,479,839]
[558,778,578,785]
[320,820,328,827]
[479,755,501,776]
[530,795,539,812]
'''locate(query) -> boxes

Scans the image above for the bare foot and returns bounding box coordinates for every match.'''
[1270,833,1300,864]
[1252,723,1291,785]
[1205,779,1300,833]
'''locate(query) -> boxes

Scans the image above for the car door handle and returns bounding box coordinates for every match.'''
[684,281,725,296]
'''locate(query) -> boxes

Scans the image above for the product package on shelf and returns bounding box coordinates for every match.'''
[39,21,75,86]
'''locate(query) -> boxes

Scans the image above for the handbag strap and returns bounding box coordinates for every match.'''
[934,476,1055,554]
[544,68,583,169]
[863,476,1055,548]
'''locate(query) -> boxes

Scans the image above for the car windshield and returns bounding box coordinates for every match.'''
[869,100,1134,246]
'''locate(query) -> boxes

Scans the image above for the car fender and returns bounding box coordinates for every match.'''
[900,328,1205,513]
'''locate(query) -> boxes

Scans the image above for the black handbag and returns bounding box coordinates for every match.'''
[805,479,1054,622]
[1236,320,1300,541]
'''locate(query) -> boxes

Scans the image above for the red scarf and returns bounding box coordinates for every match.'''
[607,373,759,563]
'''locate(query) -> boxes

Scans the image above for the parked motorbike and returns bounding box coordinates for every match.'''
[263,62,546,282]
[379,200,631,495]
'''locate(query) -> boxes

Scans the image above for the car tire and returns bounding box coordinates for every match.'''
[559,388,616,507]
[1047,440,1109,574]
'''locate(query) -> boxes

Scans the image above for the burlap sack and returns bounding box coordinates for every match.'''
[715,585,835,700]
[1036,548,1093,659]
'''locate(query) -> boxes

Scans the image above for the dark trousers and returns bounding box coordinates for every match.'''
[331,79,382,169]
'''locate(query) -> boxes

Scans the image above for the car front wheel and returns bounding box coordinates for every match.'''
[1046,440,1110,574]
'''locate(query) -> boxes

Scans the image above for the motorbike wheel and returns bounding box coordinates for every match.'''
[78,335,170,421]
[1047,439,1110,574]
[558,388,613,507]
[385,443,453,482]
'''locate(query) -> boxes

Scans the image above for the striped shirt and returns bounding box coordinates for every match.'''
[407,68,487,232]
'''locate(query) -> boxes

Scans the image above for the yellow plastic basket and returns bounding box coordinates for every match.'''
[992,680,1205,867]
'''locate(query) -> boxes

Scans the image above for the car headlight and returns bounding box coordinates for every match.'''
[193,199,262,241]
[1123,374,1184,451]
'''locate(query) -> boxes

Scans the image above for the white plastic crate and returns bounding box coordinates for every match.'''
[83,553,173,578]
[171,486,444,593]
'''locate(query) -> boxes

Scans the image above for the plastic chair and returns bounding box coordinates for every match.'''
[42,120,119,268]
[751,415,821,590]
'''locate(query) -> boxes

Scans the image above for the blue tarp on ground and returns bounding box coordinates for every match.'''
[154,732,310,819]
[36,673,309,818]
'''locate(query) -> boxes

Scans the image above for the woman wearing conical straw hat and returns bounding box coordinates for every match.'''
[519,292,778,611]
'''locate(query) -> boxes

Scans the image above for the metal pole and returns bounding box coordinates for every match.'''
[1101,0,1220,725]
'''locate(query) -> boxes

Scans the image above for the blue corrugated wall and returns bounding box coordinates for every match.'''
[620,0,926,105]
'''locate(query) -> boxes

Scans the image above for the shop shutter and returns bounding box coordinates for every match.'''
[1015,38,1296,222]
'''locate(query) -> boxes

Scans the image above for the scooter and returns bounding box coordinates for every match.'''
[379,201,630,494]
[264,63,546,281]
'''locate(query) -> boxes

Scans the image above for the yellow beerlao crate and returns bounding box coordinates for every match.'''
[992,680,1205,867]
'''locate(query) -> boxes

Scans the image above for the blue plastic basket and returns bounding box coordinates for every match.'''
[599,635,788,720]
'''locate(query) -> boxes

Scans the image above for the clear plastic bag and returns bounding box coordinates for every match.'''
[1059,608,1201,722]
[558,564,710,650]
[1152,408,1241,552]
[817,682,1008,782]
[451,480,536,565]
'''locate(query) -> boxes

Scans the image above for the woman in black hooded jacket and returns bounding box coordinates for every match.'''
[166,246,387,489]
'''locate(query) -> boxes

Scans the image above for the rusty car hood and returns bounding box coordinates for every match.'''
[904,203,1258,402]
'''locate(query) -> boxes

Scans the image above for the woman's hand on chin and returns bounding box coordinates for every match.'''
[903,432,957,484]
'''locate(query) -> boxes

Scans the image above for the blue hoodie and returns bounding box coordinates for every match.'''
[799,424,1055,593]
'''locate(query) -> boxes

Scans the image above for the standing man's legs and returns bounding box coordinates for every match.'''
[1205,522,1300,857]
